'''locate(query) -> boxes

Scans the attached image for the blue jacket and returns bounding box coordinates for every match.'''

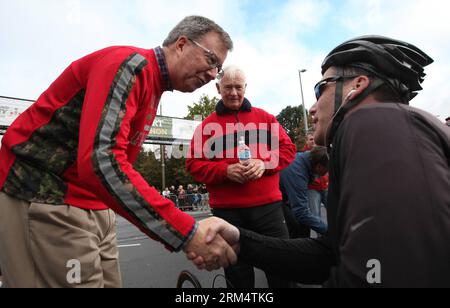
[280,152,328,234]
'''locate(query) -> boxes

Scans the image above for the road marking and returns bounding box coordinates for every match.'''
[118,244,142,248]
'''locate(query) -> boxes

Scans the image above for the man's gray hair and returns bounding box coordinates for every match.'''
[217,65,247,84]
[163,16,233,51]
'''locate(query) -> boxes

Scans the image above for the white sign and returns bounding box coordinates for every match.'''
[0,96,33,126]
[172,118,201,141]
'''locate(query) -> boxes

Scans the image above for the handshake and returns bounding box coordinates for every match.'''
[181,159,266,271]
[183,217,240,271]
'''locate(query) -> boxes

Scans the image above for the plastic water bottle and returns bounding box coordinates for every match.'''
[238,136,251,165]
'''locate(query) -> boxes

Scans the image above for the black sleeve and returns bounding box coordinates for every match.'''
[238,228,335,285]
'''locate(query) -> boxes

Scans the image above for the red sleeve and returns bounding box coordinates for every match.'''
[262,114,296,175]
[186,122,230,185]
[76,52,197,252]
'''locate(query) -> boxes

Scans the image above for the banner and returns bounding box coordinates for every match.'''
[0,96,33,126]
[0,96,201,144]
[147,116,201,145]
[150,116,174,139]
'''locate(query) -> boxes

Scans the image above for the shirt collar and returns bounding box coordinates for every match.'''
[154,46,173,92]
[216,98,252,116]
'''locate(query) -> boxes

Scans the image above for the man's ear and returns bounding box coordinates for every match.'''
[344,75,371,102]
[352,75,370,96]
[174,36,189,56]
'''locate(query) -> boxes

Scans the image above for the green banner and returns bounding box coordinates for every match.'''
[149,116,173,139]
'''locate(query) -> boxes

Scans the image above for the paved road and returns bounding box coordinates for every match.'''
[117,212,268,288]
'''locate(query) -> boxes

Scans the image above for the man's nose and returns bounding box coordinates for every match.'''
[230,87,238,96]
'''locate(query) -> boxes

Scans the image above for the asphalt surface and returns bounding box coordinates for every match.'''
[117,212,268,288]
[0,209,323,288]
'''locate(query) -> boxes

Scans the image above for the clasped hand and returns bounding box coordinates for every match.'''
[227,159,265,184]
[185,217,240,271]
[184,217,238,271]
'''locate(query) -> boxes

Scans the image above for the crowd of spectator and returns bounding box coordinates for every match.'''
[161,184,209,212]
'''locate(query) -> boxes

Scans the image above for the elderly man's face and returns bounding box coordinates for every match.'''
[217,73,246,111]
[172,32,228,93]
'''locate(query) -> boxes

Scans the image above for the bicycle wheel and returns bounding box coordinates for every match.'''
[176,270,202,288]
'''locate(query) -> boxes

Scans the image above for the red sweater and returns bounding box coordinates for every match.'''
[0,46,196,252]
[186,100,296,209]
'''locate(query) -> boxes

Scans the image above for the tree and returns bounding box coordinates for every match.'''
[276,105,314,151]
[134,149,163,190]
[185,94,219,121]
[164,145,195,188]
[134,146,197,191]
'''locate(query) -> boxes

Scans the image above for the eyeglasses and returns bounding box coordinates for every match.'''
[189,38,223,75]
[314,75,359,100]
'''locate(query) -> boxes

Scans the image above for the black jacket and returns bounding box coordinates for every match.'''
[238,103,450,287]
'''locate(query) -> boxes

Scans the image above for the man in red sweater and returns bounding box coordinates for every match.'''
[186,66,296,288]
[0,16,235,288]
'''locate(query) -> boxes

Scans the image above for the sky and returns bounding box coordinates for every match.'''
[1,0,449,121]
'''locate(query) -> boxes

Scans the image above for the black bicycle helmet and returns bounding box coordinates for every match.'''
[322,36,433,149]
[322,35,433,102]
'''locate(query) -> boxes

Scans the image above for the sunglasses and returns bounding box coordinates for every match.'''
[314,75,360,100]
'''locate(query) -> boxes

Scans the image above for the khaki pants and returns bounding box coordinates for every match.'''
[0,192,122,288]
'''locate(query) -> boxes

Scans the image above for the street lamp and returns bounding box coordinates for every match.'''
[298,69,309,134]
[159,103,166,190]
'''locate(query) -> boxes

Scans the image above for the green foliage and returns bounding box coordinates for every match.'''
[133,146,196,191]
[133,150,162,189]
[165,145,196,188]
[276,105,314,151]
[185,94,219,120]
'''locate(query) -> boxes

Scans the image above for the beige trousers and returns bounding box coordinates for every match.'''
[0,192,122,288]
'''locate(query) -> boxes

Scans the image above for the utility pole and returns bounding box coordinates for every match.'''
[160,103,166,190]
[298,69,309,134]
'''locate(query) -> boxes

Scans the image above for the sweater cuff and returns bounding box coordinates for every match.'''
[176,221,199,252]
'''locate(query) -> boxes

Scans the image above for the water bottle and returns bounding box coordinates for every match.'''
[238,136,251,165]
